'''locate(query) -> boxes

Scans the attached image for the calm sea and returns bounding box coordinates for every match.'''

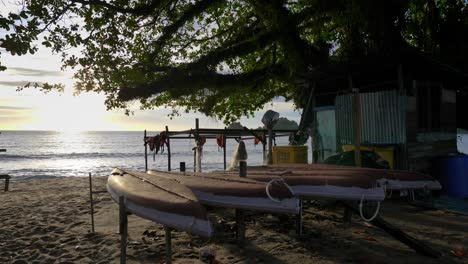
[0,130,290,179]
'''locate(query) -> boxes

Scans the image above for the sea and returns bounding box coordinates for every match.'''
[1,130,466,180]
[0,130,290,180]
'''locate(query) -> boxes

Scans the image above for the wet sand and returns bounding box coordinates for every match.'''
[0,176,467,263]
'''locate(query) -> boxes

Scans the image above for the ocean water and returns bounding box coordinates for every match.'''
[0,131,288,179]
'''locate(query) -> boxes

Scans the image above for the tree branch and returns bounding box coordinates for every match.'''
[146,0,222,63]
[248,0,323,76]
[118,63,287,101]
[70,0,166,16]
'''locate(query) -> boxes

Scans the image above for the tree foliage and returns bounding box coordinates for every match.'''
[257,117,299,130]
[1,0,467,124]
[227,121,243,130]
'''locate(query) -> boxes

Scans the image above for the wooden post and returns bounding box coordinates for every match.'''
[311,111,318,163]
[4,175,10,192]
[119,196,128,264]
[195,118,201,172]
[305,82,316,163]
[165,226,172,264]
[268,128,273,165]
[296,199,303,236]
[345,75,361,222]
[312,93,318,163]
[239,161,247,177]
[144,130,148,172]
[398,64,408,170]
[236,161,246,247]
[166,126,171,171]
[397,64,405,96]
[223,129,227,170]
[88,173,95,233]
[349,75,361,167]
[354,90,362,167]
[193,150,196,172]
[180,162,186,172]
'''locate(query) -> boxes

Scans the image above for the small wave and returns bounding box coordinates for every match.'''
[0,152,145,160]
[0,148,241,161]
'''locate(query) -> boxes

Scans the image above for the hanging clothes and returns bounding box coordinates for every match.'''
[216,134,225,151]
[254,132,265,146]
[147,136,156,151]
[146,135,161,161]
[159,131,168,153]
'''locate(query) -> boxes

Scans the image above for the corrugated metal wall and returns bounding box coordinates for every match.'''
[335,90,407,149]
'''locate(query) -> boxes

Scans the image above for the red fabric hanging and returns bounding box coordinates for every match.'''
[216,134,225,148]
[254,133,265,145]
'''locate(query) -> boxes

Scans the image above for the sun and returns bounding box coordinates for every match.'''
[29,90,111,131]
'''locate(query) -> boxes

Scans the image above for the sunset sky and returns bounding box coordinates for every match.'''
[0,3,303,132]
[0,43,301,132]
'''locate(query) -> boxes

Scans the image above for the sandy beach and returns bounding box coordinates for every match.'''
[1,176,467,264]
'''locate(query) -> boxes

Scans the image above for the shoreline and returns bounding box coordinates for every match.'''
[1,176,467,263]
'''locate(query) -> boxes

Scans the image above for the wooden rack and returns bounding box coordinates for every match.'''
[143,118,298,172]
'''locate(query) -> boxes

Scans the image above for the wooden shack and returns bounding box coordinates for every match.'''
[311,52,468,173]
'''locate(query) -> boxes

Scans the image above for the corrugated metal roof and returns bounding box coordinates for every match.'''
[335,90,406,149]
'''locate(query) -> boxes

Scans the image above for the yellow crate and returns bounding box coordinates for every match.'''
[272,146,308,164]
[342,145,395,168]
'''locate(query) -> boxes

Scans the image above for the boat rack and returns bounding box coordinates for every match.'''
[143,118,299,172]
[126,119,442,263]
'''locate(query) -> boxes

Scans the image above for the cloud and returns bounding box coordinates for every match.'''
[0,81,44,88]
[7,67,65,77]
[0,105,33,110]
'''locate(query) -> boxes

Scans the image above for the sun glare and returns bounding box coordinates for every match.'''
[28,90,112,131]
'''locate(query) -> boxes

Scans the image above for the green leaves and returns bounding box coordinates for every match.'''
[1,0,467,123]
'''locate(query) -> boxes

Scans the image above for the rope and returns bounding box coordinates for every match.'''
[383,182,393,198]
[359,193,381,222]
[265,178,295,203]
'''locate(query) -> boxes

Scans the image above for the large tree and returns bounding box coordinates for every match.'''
[1,0,467,124]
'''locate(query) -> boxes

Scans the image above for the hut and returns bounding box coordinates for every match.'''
[310,50,468,174]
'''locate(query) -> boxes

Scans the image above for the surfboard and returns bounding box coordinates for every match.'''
[145,170,299,214]
[107,168,212,237]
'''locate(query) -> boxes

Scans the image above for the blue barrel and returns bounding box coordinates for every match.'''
[438,155,468,198]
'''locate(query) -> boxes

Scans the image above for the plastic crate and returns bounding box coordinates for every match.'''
[272,146,308,164]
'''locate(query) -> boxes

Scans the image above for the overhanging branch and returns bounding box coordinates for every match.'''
[118,63,288,101]
[70,0,165,16]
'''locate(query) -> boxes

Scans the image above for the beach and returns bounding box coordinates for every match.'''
[1,176,467,264]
